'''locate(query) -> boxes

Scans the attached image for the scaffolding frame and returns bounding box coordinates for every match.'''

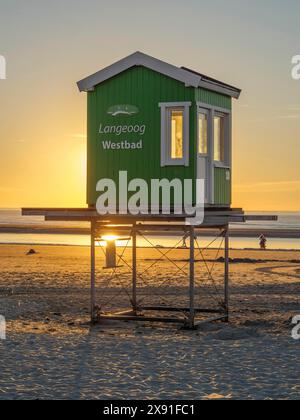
[90,221,230,329]
[21,207,277,330]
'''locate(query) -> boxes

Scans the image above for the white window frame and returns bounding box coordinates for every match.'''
[213,111,230,167]
[196,102,232,204]
[197,107,210,157]
[159,102,191,167]
[196,102,232,169]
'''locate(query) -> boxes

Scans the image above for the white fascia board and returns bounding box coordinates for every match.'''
[198,80,241,99]
[77,52,201,92]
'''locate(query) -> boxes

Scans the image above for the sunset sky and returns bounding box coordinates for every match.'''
[0,0,299,210]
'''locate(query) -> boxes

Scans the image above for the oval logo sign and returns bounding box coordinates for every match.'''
[107,104,139,117]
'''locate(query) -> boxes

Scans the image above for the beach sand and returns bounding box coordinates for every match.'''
[0,244,299,400]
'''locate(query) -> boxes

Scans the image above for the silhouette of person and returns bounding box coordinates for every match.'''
[259,234,267,250]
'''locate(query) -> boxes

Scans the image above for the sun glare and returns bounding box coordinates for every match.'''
[101,235,120,242]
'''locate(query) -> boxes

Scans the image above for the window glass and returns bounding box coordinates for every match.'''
[198,113,208,154]
[171,109,184,159]
[214,115,225,162]
[160,102,190,167]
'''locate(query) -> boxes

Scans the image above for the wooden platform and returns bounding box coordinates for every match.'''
[22,207,277,227]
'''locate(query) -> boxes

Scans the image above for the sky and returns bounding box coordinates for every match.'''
[0,0,299,211]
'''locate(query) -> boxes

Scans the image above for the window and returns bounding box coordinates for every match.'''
[160,102,191,166]
[171,109,183,159]
[214,114,225,162]
[197,102,231,175]
[198,111,208,155]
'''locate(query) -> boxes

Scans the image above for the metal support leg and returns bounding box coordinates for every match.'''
[132,224,137,315]
[91,221,97,324]
[189,226,195,329]
[224,227,230,322]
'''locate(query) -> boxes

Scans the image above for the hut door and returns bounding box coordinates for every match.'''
[197,156,209,203]
[197,108,211,203]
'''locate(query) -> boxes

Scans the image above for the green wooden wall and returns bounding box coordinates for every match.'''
[195,88,232,110]
[214,167,231,205]
[87,65,232,207]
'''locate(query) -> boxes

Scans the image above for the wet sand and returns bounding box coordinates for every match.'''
[0,245,299,400]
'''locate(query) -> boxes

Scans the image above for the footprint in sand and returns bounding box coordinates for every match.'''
[213,327,260,341]
[204,393,232,400]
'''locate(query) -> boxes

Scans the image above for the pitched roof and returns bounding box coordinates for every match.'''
[77,51,241,99]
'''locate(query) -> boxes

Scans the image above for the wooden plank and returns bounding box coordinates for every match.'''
[23,207,245,218]
[45,216,94,222]
[44,216,241,226]
[194,316,227,327]
[99,315,185,324]
[24,207,278,226]
[141,306,224,314]
[22,208,94,216]
[244,215,278,221]
[24,209,246,218]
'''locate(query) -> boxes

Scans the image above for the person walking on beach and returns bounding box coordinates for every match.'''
[259,234,267,250]
[182,232,197,248]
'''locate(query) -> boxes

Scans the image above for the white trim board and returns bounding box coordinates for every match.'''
[159,102,192,108]
[196,102,232,114]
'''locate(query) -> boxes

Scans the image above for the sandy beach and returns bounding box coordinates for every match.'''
[0,244,299,400]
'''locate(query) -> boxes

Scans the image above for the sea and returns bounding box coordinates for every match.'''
[0,209,299,250]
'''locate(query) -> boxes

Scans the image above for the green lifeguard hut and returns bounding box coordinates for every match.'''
[77,52,241,209]
[24,53,276,329]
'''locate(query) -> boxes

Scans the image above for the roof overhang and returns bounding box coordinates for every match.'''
[198,79,241,99]
[77,52,241,99]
